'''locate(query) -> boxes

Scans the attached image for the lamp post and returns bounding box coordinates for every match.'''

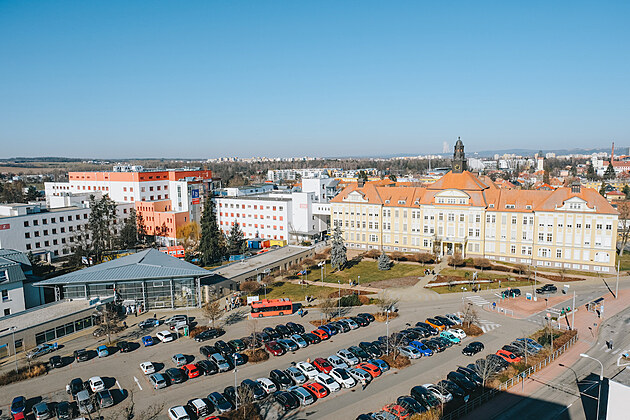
[615,260,620,299]
[580,353,603,420]
[337,280,341,318]
[11,326,18,373]
[234,354,239,411]
[263,283,267,299]
[386,309,391,355]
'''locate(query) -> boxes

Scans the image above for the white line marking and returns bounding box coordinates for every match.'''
[613,349,620,355]
[134,376,143,391]
[116,380,123,391]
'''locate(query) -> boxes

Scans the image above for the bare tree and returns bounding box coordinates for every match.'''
[472,357,503,387]
[202,299,223,328]
[415,252,435,266]
[376,291,399,314]
[510,335,533,366]
[474,257,492,271]
[447,276,456,290]
[461,303,479,328]
[112,390,164,420]
[319,298,337,321]
[239,281,261,294]
[448,252,464,268]
[247,318,260,349]
[95,302,123,345]
[618,201,630,256]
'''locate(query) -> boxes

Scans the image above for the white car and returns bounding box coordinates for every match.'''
[88,376,105,392]
[168,405,190,420]
[424,383,453,403]
[290,334,308,348]
[445,314,463,324]
[156,330,174,342]
[449,328,467,340]
[315,372,341,392]
[328,355,349,369]
[295,361,318,379]
[399,345,422,359]
[257,377,278,394]
[329,367,356,388]
[337,349,359,366]
[140,362,155,374]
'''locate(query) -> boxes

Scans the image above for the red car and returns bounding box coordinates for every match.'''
[311,329,329,340]
[265,341,286,356]
[357,362,381,378]
[382,403,411,420]
[312,357,333,374]
[182,363,200,378]
[303,382,329,399]
[496,349,521,364]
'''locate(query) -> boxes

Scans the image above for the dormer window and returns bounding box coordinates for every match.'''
[489,204,495,208]
[398,200,406,205]
[526,205,532,210]
[505,204,515,209]
[385,200,390,204]
[414,199,420,205]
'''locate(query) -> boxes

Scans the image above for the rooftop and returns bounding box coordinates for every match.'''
[34,248,209,287]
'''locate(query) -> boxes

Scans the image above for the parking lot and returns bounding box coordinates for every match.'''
[0,293,541,419]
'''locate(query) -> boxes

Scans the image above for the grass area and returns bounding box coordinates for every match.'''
[264,281,333,302]
[321,261,428,285]
[498,261,606,277]
[440,268,517,281]
[617,253,630,271]
[430,279,539,294]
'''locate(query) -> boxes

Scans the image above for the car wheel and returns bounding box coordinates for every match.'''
[279,312,284,316]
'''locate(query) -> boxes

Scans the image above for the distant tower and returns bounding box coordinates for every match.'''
[537,150,544,172]
[452,137,467,173]
[442,141,449,154]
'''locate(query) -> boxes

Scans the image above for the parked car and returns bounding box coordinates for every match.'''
[214,340,233,356]
[196,359,218,375]
[357,362,381,378]
[275,324,292,337]
[139,318,160,329]
[425,318,446,331]
[399,345,422,359]
[172,353,187,367]
[410,385,441,409]
[311,328,330,340]
[457,366,483,385]
[182,364,200,379]
[257,377,278,394]
[194,328,221,342]
[462,341,484,356]
[207,391,233,413]
[516,337,544,352]
[396,395,426,414]
[449,328,467,340]
[274,390,300,411]
[330,367,356,388]
[96,390,114,408]
[66,378,84,399]
[187,398,211,418]
[165,368,186,384]
[351,316,369,327]
[285,366,308,384]
[76,390,94,414]
[270,368,293,388]
[240,378,266,400]
[49,355,64,368]
[435,315,456,327]
[315,372,341,392]
[296,361,318,379]
[156,330,174,342]
[74,349,89,362]
[26,343,55,359]
[290,334,308,348]
[265,341,286,356]
[230,352,246,367]
[369,358,390,372]
[359,342,382,358]
[423,383,453,404]
[410,341,434,357]
[140,361,156,374]
[347,367,372,385]
[33,402,51,420]
[348,345,370,361]
[358,312,375,322]
[228,338,246,351]
[337,348,360,366]
[445,313,463,324]
[149,373,168,389]
[415,322,438,335]
[167,405,189,420]
[55,401,72,420]
[211,353,231,372]
[328,355,349,369]
[165,315,188,325]
[303,382,329,399]
[440,331,461,344]
[286,322,305,334]
[278,338,299,352]
[142,336,154,346]
[116,341,131,352]
[502,344,525,358]
[97,345,109,358]
[302,332,321,345]
[446,371,476,392]
[288,385,315,406]
[88,376,105,392]
[313,357,334,374]
[536,284,557,294]
[263,327,281,340]
[437,379,469,402]
[11,396,26,416]
[496,349,522,363]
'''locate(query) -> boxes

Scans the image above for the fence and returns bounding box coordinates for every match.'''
[441,333,579,420]
[485,304,514,317]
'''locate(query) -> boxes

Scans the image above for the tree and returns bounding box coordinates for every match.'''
[471,357,503,387]
[461,303,480,328]
[319,298,338,321]
[377,251,392,271]
[376,291,399,314]
[136,211,148,245]
[202,299,223,328]
[0,180,25,203]
[415,252,434,265]
[390,251,404,262]
[330,225,347,271]
[111,390,164,420]
[95,302,123,345]
[603,162,616,180]
[118,208,138,250]
[388,174,397,182]
[586,164,598,181]
[542,169,550,185]
[618,201,630,256]
[448,252,464,268]
[226,222,247,256]
[199,198,226,266]
[599,182,607,197]
[88,194,119,262]
[357,170,369,183]
[474,257,492,271]
[240,281,261,294]
[623,184,630,199]
[177,221,201,259]
[25,185,39,201]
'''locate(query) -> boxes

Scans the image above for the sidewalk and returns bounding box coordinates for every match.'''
[286,278,383,294]
[461,288,630,419]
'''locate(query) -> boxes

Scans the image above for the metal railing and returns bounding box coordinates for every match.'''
[441,333,579,419]
[485,304,514,317]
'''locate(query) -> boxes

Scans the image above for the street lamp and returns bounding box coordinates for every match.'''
[263,283,267,299]
[337,280,341,318]
[386,309,391,355]
[580,353,603,420]
[234,354,239,411]
[11,326,18,373]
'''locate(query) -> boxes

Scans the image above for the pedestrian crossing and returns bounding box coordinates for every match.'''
[455,311,502,333]
[464,295,491,307]
[599,343,621,354]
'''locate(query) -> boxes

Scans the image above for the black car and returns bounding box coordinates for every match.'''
[275,324,291,338]
[502,288,521,298]
[215,340,234,356]
[348,345,370,361]
[422,339,444,352]
[240,379,266,400]
[200,345,218,358]
[486,354,510,371]
[49,355,64,368]
[223,386,240,406]
[207,391,233,413]
[228,339,246,352]
[410,385,441,409]
[396,395,426,414]
[196,360,218,375]
[286,322,305,334]
[67,378,84,399]
[302,332,321,345]
[536,284,557,294]
[415,322,438,335]
[274,390,300,410]
[434,336,453,348]
[437,379,469,401]
[74,349,89,362]
[194,328,221,342]
[447,371,477,392]
[358,312,375,322]
[457,366,483,385]
[263,327,281,340]
[270,369,293,388]
[502,344,525,358]
[258,331,272,343]
[230,352,246,367]
[410,326,430,338]
[359,342,382,358]
[116,341,131,352]
[351,316,369,327]
[165,367,186,384]
[463,341,484,355]
[435,315,456,327]
[55,401,73,420]
[138,318,159,329]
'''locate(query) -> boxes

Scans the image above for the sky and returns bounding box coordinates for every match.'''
[1,1,628,159]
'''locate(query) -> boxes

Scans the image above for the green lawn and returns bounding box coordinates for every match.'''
[264,281,333,302]
[430,279,539,294]
[317,261,429,285]
[618,253,630,271]
[440,268,518,281]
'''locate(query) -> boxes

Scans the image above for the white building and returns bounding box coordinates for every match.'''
[0,249,44,317]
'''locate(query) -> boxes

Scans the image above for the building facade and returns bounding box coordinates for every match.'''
[330,141,618,273]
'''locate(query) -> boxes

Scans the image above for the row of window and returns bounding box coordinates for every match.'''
[35,316,94,345]
[24,224,87,238]
[219,212,284,221]
[220,221,284,230]
[23,213,88,227]
[219,203,284,211]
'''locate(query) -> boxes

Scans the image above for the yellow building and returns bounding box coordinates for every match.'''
[330,140,618,273]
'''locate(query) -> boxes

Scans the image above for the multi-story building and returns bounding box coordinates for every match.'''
[0,249,44,318]
[0,202,133,261]
[330,140,618,273]
[45,167,215,245]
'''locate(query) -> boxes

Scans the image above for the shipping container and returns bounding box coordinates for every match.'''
[261,240,271,248]
[269,239,287,247]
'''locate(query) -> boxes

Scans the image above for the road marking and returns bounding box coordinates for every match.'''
[116,380,123,391]
[134,376,143,391]
[613,349,620,355]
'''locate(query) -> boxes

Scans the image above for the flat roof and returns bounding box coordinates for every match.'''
[0,298,110,336]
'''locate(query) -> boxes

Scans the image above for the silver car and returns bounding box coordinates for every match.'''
[211,353,230,372]
[288,386,315,405]
[337,349,359,366]
[149,373,168,389]
[285,366,307,384]
[347,367,372,385]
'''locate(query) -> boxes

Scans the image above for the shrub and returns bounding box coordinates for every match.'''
[188,326,208,338]
[365,249,381,259]
[460,324,484,336]
[448,252,464,267]
[380,353,411,369]
[358,295,371,305]
[339,294,362,307]
[0,363,48,386]
[243,348,269,363]
[240,281,261,294]
[374,311,399,322]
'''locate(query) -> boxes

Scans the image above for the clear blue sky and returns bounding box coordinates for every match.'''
[1,1,628,159]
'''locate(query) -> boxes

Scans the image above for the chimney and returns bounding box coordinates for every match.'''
[357,178,365,188]
[612,141,615,163]
[571,181,581,194]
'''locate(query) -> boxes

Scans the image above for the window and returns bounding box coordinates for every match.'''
[23,221,29,227]
[510,245,516,254]
[557,249,562,258]
[3,308,9,316]
[1,289,8,301]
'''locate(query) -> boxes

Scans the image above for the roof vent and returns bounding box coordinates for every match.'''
[571,182,581,194]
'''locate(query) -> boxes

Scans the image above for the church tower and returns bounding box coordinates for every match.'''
[452,137,467,173]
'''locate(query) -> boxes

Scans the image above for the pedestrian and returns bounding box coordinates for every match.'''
[606,340,610,349]
[611,340,614,350]
[123,321,127,328]
[134,310,137,318]
[153,313,157,319]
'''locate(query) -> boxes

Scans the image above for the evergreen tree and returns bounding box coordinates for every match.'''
[586,164,598,181]
[330,225,347,271]
[118,208,138,249]
[226,221,246,256]
[357,170,369,183]
[377,251,391,271]
[136,211,148,245]
[199,198,226,265]
[599,182,607,197]
[623,184,630,199]
[604,163,616,180]
[88,194,119,262]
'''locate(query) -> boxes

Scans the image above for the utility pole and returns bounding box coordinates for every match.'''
[11,326,18,373]
[616,260,620,299]
[337,280,341,318]
[571,291,576,330]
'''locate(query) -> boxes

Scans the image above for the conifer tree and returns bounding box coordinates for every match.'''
[377,251,391,271]
[330,225,347,271]
[199,198,225,265]
[226,221,247,256]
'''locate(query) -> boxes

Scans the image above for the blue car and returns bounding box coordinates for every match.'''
[410,340,434,357]
[142,336,154,347]
[97,345,109,357]
[516,337,543,351]
[368,358,390,372]
[11,396,26,415]
[319,325,336,336]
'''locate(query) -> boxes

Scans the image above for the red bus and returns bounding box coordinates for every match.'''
[250,298,293,317]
